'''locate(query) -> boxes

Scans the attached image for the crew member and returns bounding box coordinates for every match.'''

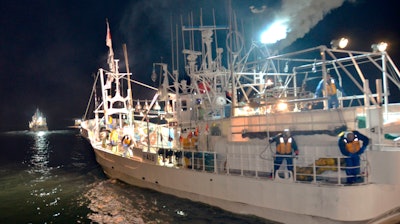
[109,128,119,153]
[315,73,345,109]
[338,130,369,184]
[121,135,132,157]
[269,129,299,178]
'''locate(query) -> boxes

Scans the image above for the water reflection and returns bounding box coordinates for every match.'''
[0,130,271,223]
[84,180,149,224]
[0,130,100,223]
[28,131,51,177]
[25,131,62,218]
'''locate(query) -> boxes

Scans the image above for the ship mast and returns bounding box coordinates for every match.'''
[123,44,133,110]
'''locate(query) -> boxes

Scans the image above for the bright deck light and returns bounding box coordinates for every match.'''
[260,20,288,44]
[276,102,288,112]
[371,42,388,52]
[330,38,348,49]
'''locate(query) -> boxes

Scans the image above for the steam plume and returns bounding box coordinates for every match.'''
[276,0,348,49]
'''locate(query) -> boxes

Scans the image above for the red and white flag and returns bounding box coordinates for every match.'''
[106,20,112,48]
[105,19,115,72]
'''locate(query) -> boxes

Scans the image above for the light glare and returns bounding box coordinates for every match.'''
[371,42,388,52]
[276,102,288,111]
[378,42,388,52]
[338,38,348,49]
[330,37,348,49]
[260,20,288,44]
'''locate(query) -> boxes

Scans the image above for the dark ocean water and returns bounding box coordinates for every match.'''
[0,129,272,224]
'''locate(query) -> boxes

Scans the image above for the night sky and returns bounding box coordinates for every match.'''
[1,0,399,131]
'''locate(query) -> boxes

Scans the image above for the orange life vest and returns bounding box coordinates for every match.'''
[276,137,293,154]
[344,137,361,153]
[324,79,337,96]
[122,136,131,145]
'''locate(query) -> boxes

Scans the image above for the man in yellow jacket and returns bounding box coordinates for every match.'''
[109,128,119,153]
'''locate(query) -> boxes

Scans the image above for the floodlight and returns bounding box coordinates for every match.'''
[330,38,348,49]
[371,42,388,52]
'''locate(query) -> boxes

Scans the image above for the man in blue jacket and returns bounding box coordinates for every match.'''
[315,74,345,109]
[269,129,299,178]
[338,130,369,184]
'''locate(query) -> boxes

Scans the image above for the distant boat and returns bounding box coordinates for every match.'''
[29,108,48,131]
[81,14,400,224]
[68,118,82,129]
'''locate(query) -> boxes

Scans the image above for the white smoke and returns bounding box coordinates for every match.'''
[274,0,348,49]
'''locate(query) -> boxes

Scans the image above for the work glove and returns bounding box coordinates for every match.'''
[294,151,299,159]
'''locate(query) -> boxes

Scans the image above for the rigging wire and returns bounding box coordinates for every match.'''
[83,72,100,120]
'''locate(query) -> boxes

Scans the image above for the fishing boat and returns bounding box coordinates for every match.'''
[29,108,48,132]
[81,13,400,224]
[68,118,82,129]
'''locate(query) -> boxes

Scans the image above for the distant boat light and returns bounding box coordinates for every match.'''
[260,20,288,44]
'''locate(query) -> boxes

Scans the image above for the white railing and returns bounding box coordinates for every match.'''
[142,148,368,186]
[224,152,368,185]
[85,119,374,186]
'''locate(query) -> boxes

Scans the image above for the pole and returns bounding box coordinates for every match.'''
[382,53,389,120]
[123,44,133,108]
[321,47,328,110]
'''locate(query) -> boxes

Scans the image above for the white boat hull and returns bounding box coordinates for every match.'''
[30,126,48,132]
[89,142,400,224]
